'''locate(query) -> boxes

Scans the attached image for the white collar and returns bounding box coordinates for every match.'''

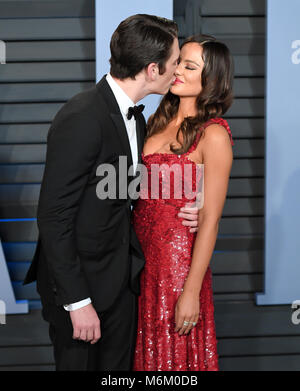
[106,73,135,118]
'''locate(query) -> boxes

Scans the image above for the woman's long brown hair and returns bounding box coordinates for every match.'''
[146,34,234,154]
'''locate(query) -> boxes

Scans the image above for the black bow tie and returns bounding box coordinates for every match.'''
[127,104,145,120]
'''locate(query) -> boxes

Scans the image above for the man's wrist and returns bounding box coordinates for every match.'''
[63,297,92,311]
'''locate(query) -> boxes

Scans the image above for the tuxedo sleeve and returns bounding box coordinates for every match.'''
[37,111,102,306]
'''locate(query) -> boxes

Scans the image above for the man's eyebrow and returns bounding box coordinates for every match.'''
[184,59,200,66]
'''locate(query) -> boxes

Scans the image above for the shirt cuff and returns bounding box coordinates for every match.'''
[63,297,92,311]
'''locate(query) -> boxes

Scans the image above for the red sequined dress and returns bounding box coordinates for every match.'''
[132,118,233,371]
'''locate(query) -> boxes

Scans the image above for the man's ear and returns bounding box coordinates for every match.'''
[145,62,159,81]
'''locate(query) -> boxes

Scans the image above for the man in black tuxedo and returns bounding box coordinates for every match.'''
[23,14,198,371]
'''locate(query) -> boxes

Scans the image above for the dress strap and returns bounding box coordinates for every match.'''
[185,118,234,154]
[186,132,202,155]
[202,117,234,146]
[187,117,234,155]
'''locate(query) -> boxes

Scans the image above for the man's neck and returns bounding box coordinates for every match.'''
[110,74,149,104]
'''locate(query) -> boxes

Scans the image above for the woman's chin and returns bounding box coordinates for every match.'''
[170,85,180,95]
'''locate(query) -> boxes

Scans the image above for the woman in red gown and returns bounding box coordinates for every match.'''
[132,35,234,371]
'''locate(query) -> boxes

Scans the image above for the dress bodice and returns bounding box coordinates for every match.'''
[138,117,233,209]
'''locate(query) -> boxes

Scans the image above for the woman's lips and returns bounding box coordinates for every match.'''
[172,78,184,85]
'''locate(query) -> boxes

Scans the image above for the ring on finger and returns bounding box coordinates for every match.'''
[183,320,197,327]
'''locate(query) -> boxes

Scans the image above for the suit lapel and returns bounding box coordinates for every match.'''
[96,76,133,169]
[135,115,144,165]
[109,113,133,169]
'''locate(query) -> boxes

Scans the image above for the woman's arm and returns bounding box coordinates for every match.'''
[175,124,233,335]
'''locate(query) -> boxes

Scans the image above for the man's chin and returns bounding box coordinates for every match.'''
[153,89,168,95]
[163,86,172,95]
[152,86,172,95]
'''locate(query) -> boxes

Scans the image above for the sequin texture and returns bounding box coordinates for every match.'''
[132,118,233,371]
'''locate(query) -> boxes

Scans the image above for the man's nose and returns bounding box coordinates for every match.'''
[175,65,182,76]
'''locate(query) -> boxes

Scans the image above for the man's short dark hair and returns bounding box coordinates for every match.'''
[109,14,178,80]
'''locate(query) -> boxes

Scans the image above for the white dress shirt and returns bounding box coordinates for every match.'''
[106,73,138,174]
[64,73,139,311]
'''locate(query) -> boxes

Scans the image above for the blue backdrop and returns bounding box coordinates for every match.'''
[95,0,173,119]
[256,0,300,305]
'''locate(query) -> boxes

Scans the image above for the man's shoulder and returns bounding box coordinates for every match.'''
[58,85,99,118]
[49,76,113,134]
[45,87,102,141]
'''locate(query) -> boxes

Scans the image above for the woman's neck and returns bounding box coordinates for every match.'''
[174,97,197,125]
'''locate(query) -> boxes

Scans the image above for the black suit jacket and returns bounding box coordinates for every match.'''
[23,76,146,313]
